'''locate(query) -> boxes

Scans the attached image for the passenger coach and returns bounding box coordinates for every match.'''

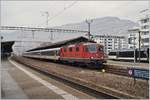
[108,48,149,62]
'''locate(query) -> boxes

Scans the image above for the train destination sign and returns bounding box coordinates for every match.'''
[129,68,149,80]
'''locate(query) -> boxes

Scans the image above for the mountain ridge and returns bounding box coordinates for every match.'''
[54,16,139,36]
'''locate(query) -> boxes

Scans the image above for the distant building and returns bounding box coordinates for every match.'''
[92,35,127,54]
[128,9,149,49]
[139,9,149,48]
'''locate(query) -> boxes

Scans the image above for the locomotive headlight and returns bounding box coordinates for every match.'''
[100,56,103,59]
[91,57,94,59]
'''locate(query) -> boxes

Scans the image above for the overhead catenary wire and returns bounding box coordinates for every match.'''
[37,1,78,27]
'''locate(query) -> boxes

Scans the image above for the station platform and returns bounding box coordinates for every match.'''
[106,60,149,70]
[1,59,94,99]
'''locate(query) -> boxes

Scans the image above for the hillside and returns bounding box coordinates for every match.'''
[54,16,138,36]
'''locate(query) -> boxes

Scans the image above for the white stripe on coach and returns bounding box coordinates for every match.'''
[9,59,79,100]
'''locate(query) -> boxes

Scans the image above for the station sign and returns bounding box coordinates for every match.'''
[128,68,149,80]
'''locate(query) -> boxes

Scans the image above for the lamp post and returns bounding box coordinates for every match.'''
[133,35,136,84]
[138,31,141,62]
[133,36,136,64]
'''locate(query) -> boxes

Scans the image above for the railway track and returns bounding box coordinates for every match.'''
[11,56,118,99]
[11,56,146,99]
[25,56,130,77]
[104,66,129,76]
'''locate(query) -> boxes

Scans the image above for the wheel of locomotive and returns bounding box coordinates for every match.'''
[86,62,103,69]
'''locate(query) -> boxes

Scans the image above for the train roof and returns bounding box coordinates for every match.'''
[66,42,100,47]
[26,36,96,52]
[26,47,60,53]
[110,48,148,52]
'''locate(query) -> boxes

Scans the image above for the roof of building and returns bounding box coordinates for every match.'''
[26,36,96,52]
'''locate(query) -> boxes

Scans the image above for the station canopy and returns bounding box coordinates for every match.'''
[27,36,96,52]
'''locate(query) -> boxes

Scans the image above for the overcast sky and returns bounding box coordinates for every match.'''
[1,1,149,28]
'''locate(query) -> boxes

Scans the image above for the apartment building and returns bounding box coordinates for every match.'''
[128,9,149,49]
[139,9,149,48]
[92,35,127,54]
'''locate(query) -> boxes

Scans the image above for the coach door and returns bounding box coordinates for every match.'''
[55,50,60,60]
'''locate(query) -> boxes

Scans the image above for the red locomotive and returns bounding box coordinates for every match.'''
[60,43,107,66]
[23,43,107,68]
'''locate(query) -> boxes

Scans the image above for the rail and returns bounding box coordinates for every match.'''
[11,56,139,99]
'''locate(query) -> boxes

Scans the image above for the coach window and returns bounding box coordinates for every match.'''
[76,47,79,52]
[109,52,116,55]
[69,47,72,52]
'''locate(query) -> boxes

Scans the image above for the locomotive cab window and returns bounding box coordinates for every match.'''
[87,44,97,53]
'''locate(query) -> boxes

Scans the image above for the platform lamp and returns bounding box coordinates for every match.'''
[138,30,141,62]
